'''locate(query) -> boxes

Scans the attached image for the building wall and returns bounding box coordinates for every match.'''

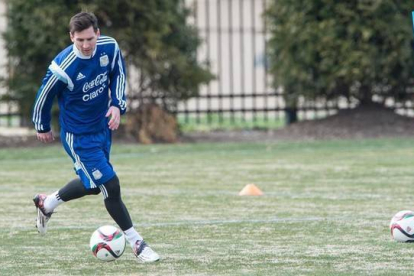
[180,0,279,120]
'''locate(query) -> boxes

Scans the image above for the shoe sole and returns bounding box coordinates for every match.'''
[137,257,160,263]
[33,196,47,235]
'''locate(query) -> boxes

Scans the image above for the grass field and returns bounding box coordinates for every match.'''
[2,138,414,275]
[177,113,285,132]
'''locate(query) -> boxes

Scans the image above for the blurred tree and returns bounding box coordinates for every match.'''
[266,0,414,124]
[4,0,213,140]
[3,0,74,125]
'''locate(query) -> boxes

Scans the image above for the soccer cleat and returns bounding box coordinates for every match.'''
[133,240,160,263]
[33,194,52,235]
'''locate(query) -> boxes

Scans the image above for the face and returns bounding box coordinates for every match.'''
[70,26,100,56]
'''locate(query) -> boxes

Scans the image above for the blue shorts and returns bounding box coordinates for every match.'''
[61,128,115,189]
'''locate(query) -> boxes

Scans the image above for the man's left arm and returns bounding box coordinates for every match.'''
[107,42,127,131]
[109,42,127,116]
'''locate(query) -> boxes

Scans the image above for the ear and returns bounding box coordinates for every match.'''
[69,32,75,43]
[96,28,100,38]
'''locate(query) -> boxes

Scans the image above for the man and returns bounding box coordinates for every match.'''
[32,12,159,263]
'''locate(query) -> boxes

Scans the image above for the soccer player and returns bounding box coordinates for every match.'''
[31,12,159,263]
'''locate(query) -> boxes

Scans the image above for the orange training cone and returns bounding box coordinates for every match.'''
[238,184,263,196]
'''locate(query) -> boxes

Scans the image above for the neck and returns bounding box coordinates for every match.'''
[73,44,96,59]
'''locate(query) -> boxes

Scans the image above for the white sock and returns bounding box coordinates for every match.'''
[124,227,143,247]
[43,191,64,213]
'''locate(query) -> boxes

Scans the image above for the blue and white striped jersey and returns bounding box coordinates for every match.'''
[32,35,127,134]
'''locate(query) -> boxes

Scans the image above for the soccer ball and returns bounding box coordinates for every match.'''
[390,210,414,242]
[90,225,126,261]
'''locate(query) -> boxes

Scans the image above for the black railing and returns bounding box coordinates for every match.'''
[176,0,281,125]
[1,0,414,128]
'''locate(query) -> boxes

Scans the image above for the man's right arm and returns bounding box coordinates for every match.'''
[32,68,66,136]
[37,131,55,143]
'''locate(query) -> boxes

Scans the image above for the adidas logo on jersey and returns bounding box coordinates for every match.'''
[76,72,86,81]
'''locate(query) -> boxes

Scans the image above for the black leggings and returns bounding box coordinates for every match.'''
[58,175,133,231]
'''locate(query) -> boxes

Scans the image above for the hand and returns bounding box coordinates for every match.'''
[37,131,54,143]
[106,106,121,130]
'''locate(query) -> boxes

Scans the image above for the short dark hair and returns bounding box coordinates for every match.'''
[69,12,99,34]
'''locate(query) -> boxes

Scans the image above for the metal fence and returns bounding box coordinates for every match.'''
[2,0,414,128]
[178,0,284,125]
[177,0,414,124]
[176,0,362,125]
[0,0,348,128]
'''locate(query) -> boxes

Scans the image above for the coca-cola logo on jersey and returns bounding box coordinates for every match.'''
[82,72,108,93]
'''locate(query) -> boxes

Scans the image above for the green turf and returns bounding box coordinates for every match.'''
[177,113,285,132]
[1,138,414,275]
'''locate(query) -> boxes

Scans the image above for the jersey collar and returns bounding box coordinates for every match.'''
[72,44,97,59]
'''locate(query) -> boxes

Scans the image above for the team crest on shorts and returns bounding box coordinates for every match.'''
[100,55,109,67]
[92,169,103,180]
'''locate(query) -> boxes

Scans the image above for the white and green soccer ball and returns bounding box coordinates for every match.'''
[390,210,414,242]
[90,225,126,261]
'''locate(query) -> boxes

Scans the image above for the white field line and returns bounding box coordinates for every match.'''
[4,217,327,232]
[144,217,326,227]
